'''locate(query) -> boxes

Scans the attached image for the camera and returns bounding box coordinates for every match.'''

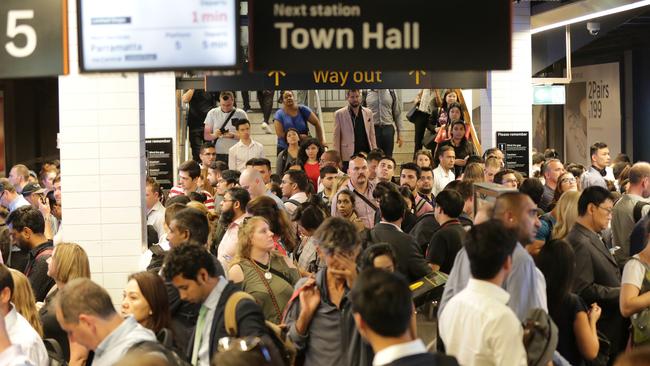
[587,22,600,36]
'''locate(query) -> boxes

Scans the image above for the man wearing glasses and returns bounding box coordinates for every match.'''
[198,143,217,170]
[566,186,626,360]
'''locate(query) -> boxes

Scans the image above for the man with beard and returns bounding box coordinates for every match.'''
[417,166,435,208]
[439,191,547,322]
[400,162,433,217]
[331,154,378,229]
[6,206,54,302]
[216,187,250,267]
[333,89,376,171]
[212,167,236,215]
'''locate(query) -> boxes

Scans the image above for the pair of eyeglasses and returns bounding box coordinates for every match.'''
[561,177,577,184]
[217,337,271,361]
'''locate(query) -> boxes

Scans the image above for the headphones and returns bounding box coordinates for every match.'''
[592,165,607,177]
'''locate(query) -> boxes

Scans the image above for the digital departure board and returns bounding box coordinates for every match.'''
[77,0,238,72]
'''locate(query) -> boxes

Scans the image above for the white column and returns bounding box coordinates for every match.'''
[480,2,533,172]
[57,1,146,302]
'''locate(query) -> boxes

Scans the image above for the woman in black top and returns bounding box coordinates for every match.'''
[435,120,477,176]
[535,239,602,365]
[276,128,301,176]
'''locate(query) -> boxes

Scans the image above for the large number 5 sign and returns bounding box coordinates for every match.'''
[0,0,67,78]
[5,10,37,58]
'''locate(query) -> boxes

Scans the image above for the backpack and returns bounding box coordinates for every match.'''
[224,291,297,366]
[522,308,558,366]
[634,201,650,222]
[538,213,555,243]
[146,244,166,273]
[43,338,67,366]
[629,257,650,346]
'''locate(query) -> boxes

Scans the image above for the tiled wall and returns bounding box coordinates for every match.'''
[58,1,146,303]
[480,2,533,170]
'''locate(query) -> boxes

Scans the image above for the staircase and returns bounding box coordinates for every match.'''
[247,107,417,170]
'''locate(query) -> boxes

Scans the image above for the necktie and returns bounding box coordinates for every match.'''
[191,305,208,365]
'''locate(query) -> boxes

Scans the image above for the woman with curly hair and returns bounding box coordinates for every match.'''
[227,216,300,323]
[246,195,297,255]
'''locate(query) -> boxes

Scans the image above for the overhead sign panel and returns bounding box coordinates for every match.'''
[0,0,69,78]
[77,0,239,72]
[249,0,512,71]
[205,68,487,91]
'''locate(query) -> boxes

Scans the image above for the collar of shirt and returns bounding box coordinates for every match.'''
[29,241,52,259]
[372,339,427,366]
[94,316,141,359]
[4,304,18,331]
[379,221,403,232]
[8,195,28,212]
[289,192,308,202]
[440,219,461,228]
[434,165,453,178]
[466,278,510,305]
[228,214,247,230]
[147,201,164,216]
[204,276,228,311]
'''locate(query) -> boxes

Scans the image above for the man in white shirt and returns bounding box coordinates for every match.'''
[204,91,249,163]
[145,177,166,240]
[281,170,309,215]
[55,278,156,366]
[228,119,265,171]
[439,220,527,366]
[0,264,47,366]
[433,146,456,196]
[351,268,458,366]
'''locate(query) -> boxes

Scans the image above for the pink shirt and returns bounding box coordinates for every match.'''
[217,215,246,265]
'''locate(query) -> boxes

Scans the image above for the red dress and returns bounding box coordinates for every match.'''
[303,161,320,192]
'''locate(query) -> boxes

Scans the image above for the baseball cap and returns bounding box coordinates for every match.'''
[22,182,45,196]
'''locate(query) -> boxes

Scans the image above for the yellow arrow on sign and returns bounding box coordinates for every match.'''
[408,70,427,85]
[267,70,286,87]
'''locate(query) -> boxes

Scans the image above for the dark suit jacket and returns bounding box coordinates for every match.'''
[371,223,432,282]
[385,353,459,366]
[566,222,627,355]
[185,281,269,364]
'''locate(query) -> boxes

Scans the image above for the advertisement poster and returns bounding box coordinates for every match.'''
[564,63,620,166]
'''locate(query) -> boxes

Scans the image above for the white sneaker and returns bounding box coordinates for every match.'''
[261,122,273,134]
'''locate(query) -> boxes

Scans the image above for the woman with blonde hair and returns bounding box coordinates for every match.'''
[9,269,43,337]
[461,162,485,183]
[39,242,90,361]
[227,216,300,323]
[552,191,581,240]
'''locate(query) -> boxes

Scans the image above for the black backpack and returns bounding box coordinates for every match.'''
[146,244,167,273]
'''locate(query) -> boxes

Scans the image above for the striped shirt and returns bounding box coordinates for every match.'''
[168,185,215,211]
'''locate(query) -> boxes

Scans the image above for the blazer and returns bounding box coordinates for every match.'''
[566,222,627,356]
[333,106,377,161]
[371,223,432,283]
[185,282,270,364]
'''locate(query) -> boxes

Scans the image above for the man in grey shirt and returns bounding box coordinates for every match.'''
[581,141,611,190]
[55,278,157,366]
[363,89,402,158]
[439,192,547,322]
[611,162,650,258]
[538,159,565,212]
[285,217,369,366]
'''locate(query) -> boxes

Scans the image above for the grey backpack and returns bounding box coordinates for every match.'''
[522,308,558,366]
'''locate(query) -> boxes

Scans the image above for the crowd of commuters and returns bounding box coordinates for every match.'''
[1,89,650,366]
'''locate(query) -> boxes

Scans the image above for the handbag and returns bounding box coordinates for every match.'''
[406,103,424,123]
[630,257,650,346]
